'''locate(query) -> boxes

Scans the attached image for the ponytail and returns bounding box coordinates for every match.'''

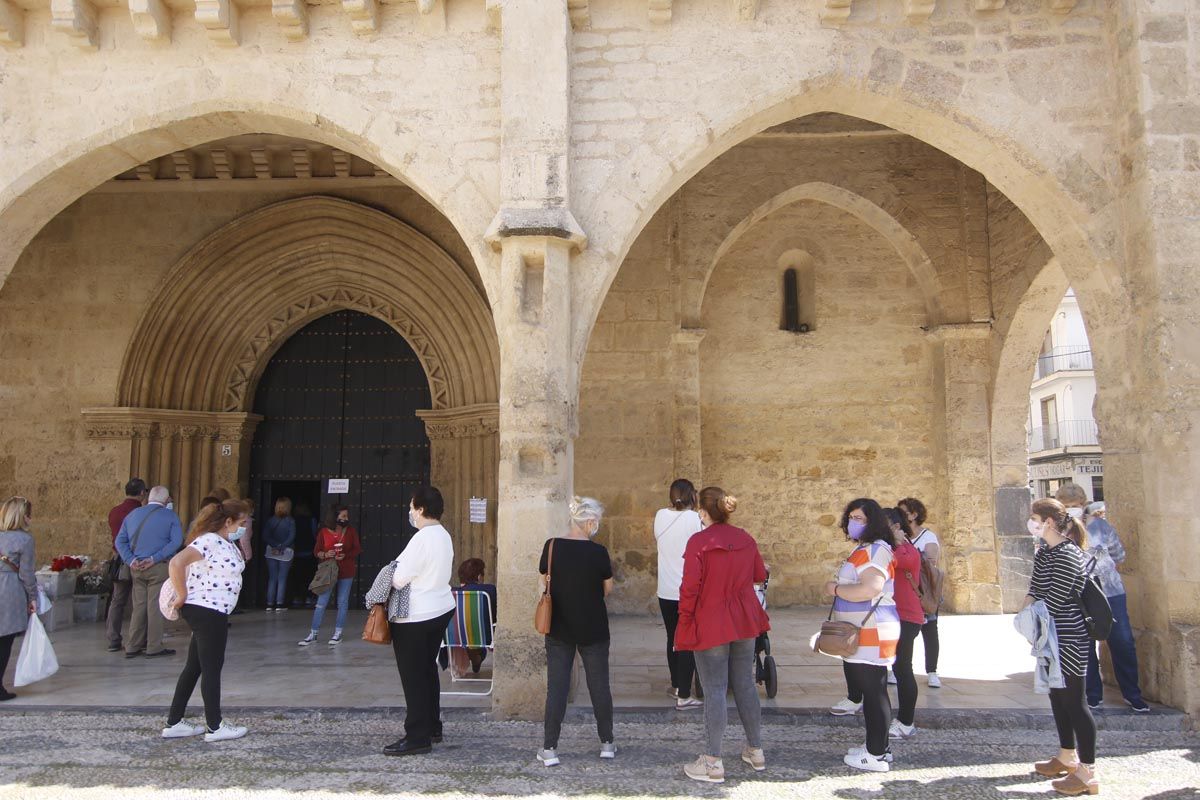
[187,499,248,544]
[1065,516,1088,550]
[1031,497,1088,549]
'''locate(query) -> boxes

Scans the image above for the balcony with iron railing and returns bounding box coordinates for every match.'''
[1028,420,1100,452]
[1035,346,1093,380]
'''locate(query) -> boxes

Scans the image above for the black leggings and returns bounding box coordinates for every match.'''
[0,633,15,692]
[658,598,695,699]
[844,661,891,757]
[921,615,940,672]
[168,604,229,731]
[894,621,921,726]
[1049,673,1097,764]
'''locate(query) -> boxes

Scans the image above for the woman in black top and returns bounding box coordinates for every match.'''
[1024,498,1098,797]
[536,496,615,768]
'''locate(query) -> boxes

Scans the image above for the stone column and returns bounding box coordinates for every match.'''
[670,328,705,481]
[417,403,500,573]
[928,323,1001,613]
[485,0,586,718]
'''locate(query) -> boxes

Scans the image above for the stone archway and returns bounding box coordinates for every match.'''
[84,195,500,559]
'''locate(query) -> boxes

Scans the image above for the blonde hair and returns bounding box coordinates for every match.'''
[698,486,738,524]
[274,497,293,517]
[0,496,32,532]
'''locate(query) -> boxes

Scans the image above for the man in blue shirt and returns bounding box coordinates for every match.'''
[115,485,183,658]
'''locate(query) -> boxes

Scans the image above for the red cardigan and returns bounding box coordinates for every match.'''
[675,523,770,652]
[314,526,362,580]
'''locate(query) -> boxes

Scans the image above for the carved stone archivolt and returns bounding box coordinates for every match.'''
[116,196,499,416]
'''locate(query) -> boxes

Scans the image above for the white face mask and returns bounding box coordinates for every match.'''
[1027,518,1044,538]
[408,508,418,528]
[1066,507,1084,519]
[166,502,174,511]
[229,525,246,542]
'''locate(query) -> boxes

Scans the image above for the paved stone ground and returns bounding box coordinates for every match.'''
[0,710,1196,799]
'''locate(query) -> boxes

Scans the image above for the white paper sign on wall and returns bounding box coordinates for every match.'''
[328,478,350,495]
[469,497,487,524]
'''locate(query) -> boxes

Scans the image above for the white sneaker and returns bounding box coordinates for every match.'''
[676,696,703,710]
[298,633,317,647]
[161,720,205,739]
[887,671,897,685]
[829,697,863,716]
[847,745,894,762]
[888,720,916,740]
[329,633,343,646]
[600,742,616,759]
[204,721,248,742]
[927,672,942,688]
[537,748,560,767]
[844,751,891,772]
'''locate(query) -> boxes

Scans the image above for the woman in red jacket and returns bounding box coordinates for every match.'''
[675,486,770,784]
[298,505,361,647]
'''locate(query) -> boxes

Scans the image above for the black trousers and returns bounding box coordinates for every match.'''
[168,604,229,730]
[0,633,15,691]
[845,660,863,704]
[1049,673,1097,764]
[390,611,454,745]
[657,598,695,699]
[921,614,940,672]
[894,621,922,726]
[544,635,614,750]
[844,661,891,757]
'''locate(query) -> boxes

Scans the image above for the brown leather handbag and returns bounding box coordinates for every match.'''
[533,539,555,635]
[362,603,391,645]
[813,596,882,658]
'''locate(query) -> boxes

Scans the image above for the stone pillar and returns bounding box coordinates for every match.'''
[670,328,705,481]
[928,323,1001,613]
[417,404,500,573]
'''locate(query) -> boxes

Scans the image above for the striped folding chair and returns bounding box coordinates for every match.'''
[440,589,496,696]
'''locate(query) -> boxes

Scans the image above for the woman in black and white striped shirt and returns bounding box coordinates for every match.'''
[1024,498,1098,797]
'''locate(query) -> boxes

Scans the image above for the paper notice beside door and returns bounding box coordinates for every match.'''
[469,497,487,524]
[328,478,350,495]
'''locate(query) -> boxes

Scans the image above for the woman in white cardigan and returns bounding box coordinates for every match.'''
[382,485,455,757]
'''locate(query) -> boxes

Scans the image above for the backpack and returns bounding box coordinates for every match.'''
[913,531,944,614]
[1076,557,1113,641]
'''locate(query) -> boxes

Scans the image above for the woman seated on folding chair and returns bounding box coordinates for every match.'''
[451,558,497,674]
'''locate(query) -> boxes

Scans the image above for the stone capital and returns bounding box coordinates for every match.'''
[417,404,501,440]
[670,327,707,349]
[82,407,262,443]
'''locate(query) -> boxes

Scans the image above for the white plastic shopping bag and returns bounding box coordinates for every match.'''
[14,613,59,687]
[35,585,52,614]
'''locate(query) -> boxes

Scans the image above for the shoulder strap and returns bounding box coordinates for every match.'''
[655,511,685,540]
[129,506,163,555]
[0,554,18,573]
[859,596,884,627]
[546,538,554,588]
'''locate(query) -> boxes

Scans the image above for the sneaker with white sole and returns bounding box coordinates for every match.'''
[830,697,863,716]
[161,720,205,739]
[844,751,891,772]
[328,633,343,646]
[887,671,897,685]
[676,696,703,710]
[298,632,317,647]
[537,748,560,767]
[926,672,942,688]
[684,755,725,783]
[741,746,766,772]
[204,721,247,742]
[847,745,894,762]
[888,720,916,740]
[600,742,616,759]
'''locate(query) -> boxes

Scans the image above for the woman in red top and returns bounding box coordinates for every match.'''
[298,505,362,647]
[886,507,925,740]
[675,486,769,784]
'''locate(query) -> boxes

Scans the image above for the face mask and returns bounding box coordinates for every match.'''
[229,526,246,542]
[1066,507,1083,520]
[337,518,349,526]
[166,502,174,511]
[408,509,418,528]
[847,519,867,540]
[1027,519,1044,538]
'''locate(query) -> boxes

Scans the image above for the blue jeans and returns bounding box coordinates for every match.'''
[265,558,292,606]
[1086,592,1143,706]
[310,577,353,633]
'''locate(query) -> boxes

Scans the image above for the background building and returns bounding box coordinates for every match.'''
[1028,290,1104,501]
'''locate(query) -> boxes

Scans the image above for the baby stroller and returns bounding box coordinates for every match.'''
[693,570,778,700]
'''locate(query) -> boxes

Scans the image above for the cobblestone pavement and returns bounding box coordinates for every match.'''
[0,711,1196,799]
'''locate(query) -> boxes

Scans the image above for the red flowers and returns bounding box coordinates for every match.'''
[50,556,84,572]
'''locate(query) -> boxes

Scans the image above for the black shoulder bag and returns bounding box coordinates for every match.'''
[1076,555,1113,641]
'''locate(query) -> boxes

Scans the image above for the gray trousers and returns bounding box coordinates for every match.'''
[693,637,762,758]
[127,562,169,654]
[106,578,131,646]
[543,636,614,750]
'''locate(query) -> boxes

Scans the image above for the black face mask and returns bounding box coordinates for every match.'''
[336,518,349,526]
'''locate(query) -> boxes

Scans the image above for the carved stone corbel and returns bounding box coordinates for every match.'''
[0,0,24,47]
[567,0,588,30]
[195,0,239,46]
[342,0,377,34]
[649,0,671,23]
[129,0,171,40]
[272,0,308,41]
[734,0,758,20]
[905,0,935,22]
[50,0,98,49]
[974,0,1004,9]
[820,0,852,25]
[1049,0,1076,11]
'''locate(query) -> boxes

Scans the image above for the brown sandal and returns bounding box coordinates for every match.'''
[1052,770,1099,796]
[1034,757,1075,777]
